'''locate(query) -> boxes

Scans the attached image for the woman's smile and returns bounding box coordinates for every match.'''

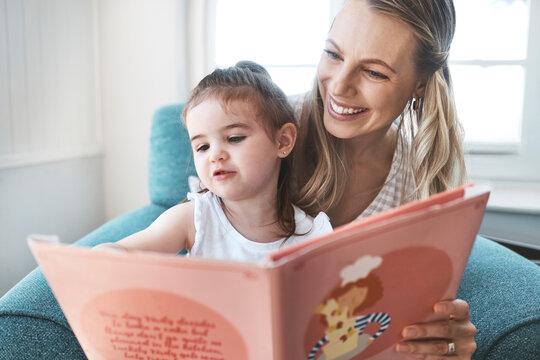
[328,94,369,121]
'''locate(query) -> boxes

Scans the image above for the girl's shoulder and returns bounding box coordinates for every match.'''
[141,198,196,251]
[186,190,212,201]
[186,191,220,211]
[293,206,333,237]
[161,199,195,224]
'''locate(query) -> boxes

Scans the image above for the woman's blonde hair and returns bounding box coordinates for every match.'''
[295,0,466,215]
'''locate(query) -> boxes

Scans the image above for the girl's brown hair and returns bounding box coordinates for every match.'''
[182,61,299,238]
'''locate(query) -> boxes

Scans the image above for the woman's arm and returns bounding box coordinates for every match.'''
[93,202,195,254]
[395,299,477,359]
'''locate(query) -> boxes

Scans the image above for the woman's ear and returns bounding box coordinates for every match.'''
[412,76,427,98]
[276,123,297,158]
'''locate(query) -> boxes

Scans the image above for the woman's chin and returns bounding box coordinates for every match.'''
[323,116,364,140]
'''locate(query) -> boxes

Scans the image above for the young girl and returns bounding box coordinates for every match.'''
[94,61,332,263]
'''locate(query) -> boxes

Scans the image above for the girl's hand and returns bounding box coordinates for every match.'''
[395,299,477,359]
[92,242,129,253]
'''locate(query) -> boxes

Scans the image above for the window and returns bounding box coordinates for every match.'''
[213,0,334,95]
[451,0,528,149]
[451,0,539,185]
[205,0,540,185]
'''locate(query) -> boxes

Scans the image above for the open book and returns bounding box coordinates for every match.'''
[29,184,490,360]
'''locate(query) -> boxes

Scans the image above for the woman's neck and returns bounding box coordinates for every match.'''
[327,125,398,227]
[344,125,397,169]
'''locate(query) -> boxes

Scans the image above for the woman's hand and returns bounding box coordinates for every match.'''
[395,299,477,359]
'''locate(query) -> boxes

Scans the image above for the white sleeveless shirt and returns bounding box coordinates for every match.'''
[187,192,333,263]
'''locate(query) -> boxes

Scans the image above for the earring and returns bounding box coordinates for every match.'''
[412,98,422,111]
[282,151,287,155]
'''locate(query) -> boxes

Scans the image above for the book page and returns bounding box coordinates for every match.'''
[29,241,275,360]
[271,187,489,360]
[268,185,470,263]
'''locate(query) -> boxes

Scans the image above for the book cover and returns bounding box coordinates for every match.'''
[29,184,490,360]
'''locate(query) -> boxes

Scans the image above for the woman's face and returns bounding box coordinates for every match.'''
[317,0,425,139]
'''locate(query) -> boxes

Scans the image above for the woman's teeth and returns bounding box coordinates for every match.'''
[330,99,366,115]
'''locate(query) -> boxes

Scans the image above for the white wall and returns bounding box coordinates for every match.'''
[0,0,102,168]
[0,0,190,297]
[98,0,189,220]
[0,156,105,296]
[0,0,104,297]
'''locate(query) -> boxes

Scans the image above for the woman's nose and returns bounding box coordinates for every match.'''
[330,65,357,98]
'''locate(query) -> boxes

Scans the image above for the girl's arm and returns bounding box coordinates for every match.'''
[93,202,195,254]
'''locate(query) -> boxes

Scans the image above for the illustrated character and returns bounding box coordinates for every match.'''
[308,256,390,360]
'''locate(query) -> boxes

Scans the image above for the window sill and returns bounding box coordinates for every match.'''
[477,181,540,215]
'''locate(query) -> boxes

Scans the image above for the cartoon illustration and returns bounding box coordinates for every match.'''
[308,256,391,360]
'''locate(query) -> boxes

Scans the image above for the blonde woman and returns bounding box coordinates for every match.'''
[295,0,476,358]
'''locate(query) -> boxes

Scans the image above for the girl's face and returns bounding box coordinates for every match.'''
[317,0,425,139]
[186,98,283,202]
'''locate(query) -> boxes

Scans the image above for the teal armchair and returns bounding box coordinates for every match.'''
[1,104,539,359]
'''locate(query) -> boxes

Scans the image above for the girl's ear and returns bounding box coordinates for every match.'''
[276,123,297,158]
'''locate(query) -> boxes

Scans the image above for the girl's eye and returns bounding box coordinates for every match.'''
[324,49,341,61]
[196,144,209,152]
[366,70,388,80]
[228,135,246,143]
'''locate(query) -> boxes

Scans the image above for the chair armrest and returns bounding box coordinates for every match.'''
[0,204,167,359]
[458,236,540,360]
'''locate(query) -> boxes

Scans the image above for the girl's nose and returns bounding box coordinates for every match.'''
[209,147,228,162]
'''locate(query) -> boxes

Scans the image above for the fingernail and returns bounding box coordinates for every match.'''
[403,327,417,338]
[396,343,410,353]
[435,303,447,313]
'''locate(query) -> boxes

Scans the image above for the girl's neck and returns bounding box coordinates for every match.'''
[220,193,283,243]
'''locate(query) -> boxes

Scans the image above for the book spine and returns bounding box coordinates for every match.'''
[267,267,286,359]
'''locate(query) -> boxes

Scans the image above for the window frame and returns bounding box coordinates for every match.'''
[463,0,540,183]
[195,0,540,186]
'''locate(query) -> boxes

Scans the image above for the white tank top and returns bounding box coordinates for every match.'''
[187,192,333,263]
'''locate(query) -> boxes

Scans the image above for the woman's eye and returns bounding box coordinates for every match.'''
[196,144,209,152]
[366,70,388,80]
[324,49,341,61]
[228,135,246,143]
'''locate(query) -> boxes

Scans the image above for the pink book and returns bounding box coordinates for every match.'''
[29,183,490,360]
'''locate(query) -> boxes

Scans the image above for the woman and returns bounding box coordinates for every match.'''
[295,0,476,358]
